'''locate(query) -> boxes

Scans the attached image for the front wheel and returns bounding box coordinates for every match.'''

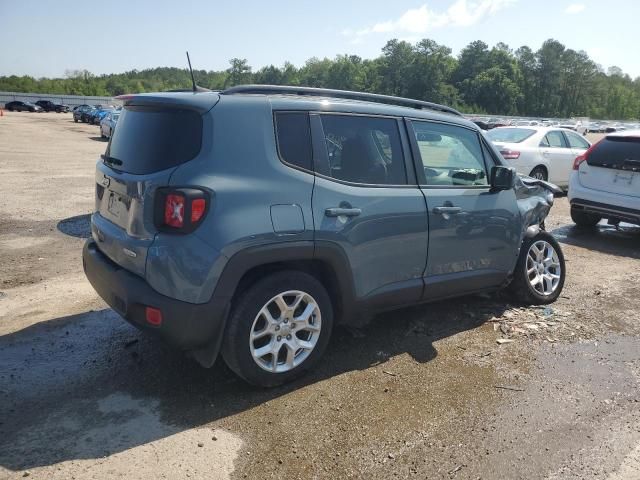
[509,231,565,305]
[221,271,334,387]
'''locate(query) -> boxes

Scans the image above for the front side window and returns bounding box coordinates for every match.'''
[319,115,406,185]
[412,121,488,186]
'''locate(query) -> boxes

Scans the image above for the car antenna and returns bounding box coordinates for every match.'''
[186,51,197,92]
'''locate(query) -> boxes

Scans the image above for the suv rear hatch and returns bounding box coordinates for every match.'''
[92,92,219,276]
[578,133,640,197]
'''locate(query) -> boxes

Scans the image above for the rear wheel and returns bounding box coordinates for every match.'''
[509,231,565,305]
[529,166,548,181]
[570,207,601,227]
[222,271,333,387]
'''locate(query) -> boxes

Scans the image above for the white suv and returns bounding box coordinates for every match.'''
[568,131,640,227]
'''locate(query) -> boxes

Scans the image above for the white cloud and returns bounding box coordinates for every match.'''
[344,0,517,38]
[565,3,585,14]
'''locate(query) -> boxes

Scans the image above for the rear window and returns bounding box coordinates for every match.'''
[486,128,536,143]
[105,106,202,174]
[588,136,640,170]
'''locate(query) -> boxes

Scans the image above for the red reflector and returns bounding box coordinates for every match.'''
[164,194,185,228]
[191,198,206,223]
[145,307,163,326]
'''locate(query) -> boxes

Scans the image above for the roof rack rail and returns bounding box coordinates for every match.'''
[221,84,462,116]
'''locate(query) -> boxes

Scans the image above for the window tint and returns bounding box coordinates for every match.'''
[412,121,488,186]
[319,115,406,185]
[486,128,536,143]
[106,106,202,175]
[274,112,313,171]
[545,131,567,148]
[587,137,640,169]
[564,131,590,149]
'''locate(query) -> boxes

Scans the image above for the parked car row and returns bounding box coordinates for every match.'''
[472,116,640,136]
[485,125,639,230]
[4,100,69,112]
[70,104,121,139]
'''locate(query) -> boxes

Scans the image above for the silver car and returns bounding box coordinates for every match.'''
[100,111,120,139]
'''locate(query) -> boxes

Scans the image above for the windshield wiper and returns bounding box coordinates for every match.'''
[101,154,123,167]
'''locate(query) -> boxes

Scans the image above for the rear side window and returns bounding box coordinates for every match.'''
[319,115,407,185]
[564,131,590,149]
[274,112,312,171]
[486,128,535,143]
[106,106,202,174]
[588,137,640,170]
[543,131,567,148]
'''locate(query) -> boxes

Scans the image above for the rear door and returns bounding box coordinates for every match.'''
[407,119,521,300]
[578,135,640,197]
[93,105,205,276]
[540,130,576,184]
[310,113,428,308]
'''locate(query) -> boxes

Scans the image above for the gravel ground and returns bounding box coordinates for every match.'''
[1,113,639,479]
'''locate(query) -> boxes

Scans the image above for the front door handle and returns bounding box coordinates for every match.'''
[433,206,462,215]
[325,207,361,217]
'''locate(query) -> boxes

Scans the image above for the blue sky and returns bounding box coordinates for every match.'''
[1,0,639,78]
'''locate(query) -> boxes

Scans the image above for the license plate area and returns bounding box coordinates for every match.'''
[103,189,131,224]
[612,171,636,185]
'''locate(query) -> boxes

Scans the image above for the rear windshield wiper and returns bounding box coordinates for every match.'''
[101,154,123,167]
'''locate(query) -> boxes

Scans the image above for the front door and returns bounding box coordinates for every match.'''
[310,113,428,309]
[407,119,521,300]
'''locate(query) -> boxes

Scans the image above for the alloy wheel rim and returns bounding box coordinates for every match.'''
[526,240,561,296]
[249,290,321,373]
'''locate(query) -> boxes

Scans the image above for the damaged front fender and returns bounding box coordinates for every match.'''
[515,174,562,241]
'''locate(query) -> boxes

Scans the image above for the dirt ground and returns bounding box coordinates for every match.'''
[1,112,640,480]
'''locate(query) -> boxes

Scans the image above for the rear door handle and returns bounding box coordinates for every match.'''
[433,206,462,215]
[325,207,361,217]
[542,151,551,157]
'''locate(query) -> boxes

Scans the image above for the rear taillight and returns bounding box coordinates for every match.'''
[155,188,209,233]
[500,149,520,160]
[573,139,602,170]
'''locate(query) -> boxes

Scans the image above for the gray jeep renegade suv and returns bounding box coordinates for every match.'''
[83,85,565,386]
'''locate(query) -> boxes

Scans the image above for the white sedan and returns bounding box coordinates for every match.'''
[485,126,591,188]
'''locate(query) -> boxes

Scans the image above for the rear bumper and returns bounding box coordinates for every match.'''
[82,239,230,355]
[570,198,640,225]
[569,172,640,224]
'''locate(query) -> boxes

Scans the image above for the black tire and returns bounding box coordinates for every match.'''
[221,270,334,387]
[570,207,601,227]
[74,118,78,123]
[509,231,565,305]
[529,166,548,181]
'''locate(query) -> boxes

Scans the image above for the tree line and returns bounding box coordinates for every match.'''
[1,38,638,120]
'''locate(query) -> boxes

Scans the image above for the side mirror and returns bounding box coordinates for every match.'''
[490,165,516,191]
